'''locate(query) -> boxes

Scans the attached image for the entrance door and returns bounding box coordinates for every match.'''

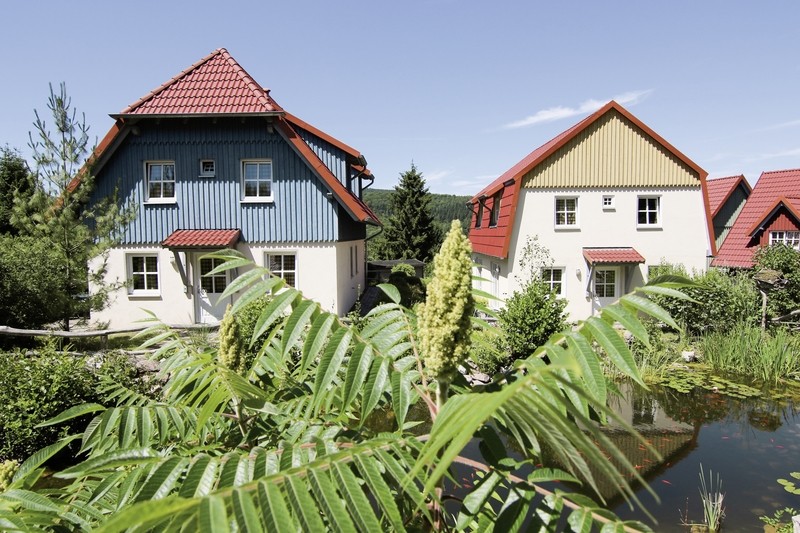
[195,256,229,324]
[594,267,619,309]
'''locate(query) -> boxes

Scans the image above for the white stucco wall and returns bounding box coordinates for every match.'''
[475,187,711,320]
[91,240,365,328]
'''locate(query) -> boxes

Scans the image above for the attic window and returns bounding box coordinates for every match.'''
[489,192,502,227]
[200,160,215,178]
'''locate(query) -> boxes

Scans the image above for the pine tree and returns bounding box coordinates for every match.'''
[11,83,134,330]
[377,163,441,262]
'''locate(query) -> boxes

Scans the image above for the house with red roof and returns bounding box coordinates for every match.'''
[468,101,714,319]
[706,175,751,251]
[713,168,800,268]
[87,49,380,327]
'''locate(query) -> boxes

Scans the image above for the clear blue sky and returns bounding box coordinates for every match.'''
[1,1,798,196]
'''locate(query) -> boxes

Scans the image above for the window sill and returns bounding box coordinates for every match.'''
[127,292,162,299]
[554,225,580,231]
[241,197,274,204]
[636,225,663,231]
[144,199,177,205]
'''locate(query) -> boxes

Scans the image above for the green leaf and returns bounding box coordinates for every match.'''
[527,468,579,483]
[332,462,383,532]
[361,358,390,417]
[252,289,298,342]
[258,480,295,532]
[567,507,593,533]
[584,317,643,386]
[636,284,696,302]
[232,488,264,533]
[353,454,405,531]
[377,283,401,304]
[300,313,338,375]
[600,303,649,347]
[199,495,230,533]
[313,328,353,407]
[563,332,606,403]
[343,343,373,410]
[281,299,318,355]
[179,455,218,498]
[35,403,105,427]
[620,293,680,330]
[285,475,326,532]
[0,489,64,514]
[57,448,160,479]
[307,468,357,533]
[135,457,188,502]
[13,434,81,484]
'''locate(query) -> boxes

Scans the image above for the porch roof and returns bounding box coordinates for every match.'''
[582,247,645,265]
[161,229,241,248]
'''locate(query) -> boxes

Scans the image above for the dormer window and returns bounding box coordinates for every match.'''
[200,160,215,178]
[489,192,502,227]
[475,201,484,228]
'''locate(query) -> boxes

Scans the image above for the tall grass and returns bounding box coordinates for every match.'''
[699,464,725,532]
[700,322,800,385]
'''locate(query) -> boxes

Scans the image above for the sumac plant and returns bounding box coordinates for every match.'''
[0,224,691,532]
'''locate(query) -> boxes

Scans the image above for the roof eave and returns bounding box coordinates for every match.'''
[111,111,285,120]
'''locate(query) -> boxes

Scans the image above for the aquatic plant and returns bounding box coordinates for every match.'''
[698,464,725,532]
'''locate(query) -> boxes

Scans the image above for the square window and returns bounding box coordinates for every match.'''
[242,160,273,201]
[128,254,160,295]
[266,253,297,287]
[541,268,564,295]
[555,197,578,227]
[595,269,616,298]
[200,257,227,293]
[602,195,615,210]
[200,160,215,177]
[637,196,660,226]
[145,162,176,202]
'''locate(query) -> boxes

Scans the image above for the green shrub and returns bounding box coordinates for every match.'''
[498,281,567,361]
[375,271,426,308]
[753,244,800,321]
[469,327,508,375]
[0,344,145,462]
[0,235,71,329]
[649,263,759,335]
[390,262,416,277]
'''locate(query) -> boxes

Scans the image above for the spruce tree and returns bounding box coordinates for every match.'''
[378,163,441,262]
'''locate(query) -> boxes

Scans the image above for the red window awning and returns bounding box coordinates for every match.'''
[582,247,645,265]
[161,229,241,248]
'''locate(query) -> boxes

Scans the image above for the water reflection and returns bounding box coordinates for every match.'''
[605,382,799,531]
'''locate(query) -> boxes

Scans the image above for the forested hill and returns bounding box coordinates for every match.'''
[362,188,472,232]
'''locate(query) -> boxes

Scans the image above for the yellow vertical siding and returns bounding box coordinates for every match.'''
[522,110,699,188]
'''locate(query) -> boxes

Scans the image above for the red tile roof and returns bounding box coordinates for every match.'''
[468,101,712,259]
[706,175,751,216]
[713,168,800,268]
[583,247,645,265]
[161,229,241,248]
[119,49,283,116]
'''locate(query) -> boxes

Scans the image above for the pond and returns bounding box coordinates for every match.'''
[603,381,800,531]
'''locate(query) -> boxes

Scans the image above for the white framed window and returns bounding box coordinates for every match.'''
[489,193,502,227]
[594,269,617,298]
[200,160,215,178]
[145,161,176,202]
[265,253,296,287]
[637,196,661,227]
[127,254,160,296]
[770,231,800,249]
[242,160,273,201]
[199,257,228,294]
[602,195,615,210]
[541,267,565,296]
[555,197,578,228]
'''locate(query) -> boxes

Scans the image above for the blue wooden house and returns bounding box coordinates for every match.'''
[88,49,380,327]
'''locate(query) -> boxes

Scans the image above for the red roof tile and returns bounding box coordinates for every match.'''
[468,101,711,259]
[583,247,645,265]
[706,175,751,216]
[162,229,241,248]
[713,168,800,268]
[120,48,283,116]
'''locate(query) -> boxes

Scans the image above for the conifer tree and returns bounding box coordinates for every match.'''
[11,83,134,330]
[0,147,33,235]
[377,163,441,262]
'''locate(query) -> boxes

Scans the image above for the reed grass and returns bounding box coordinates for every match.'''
[698,464,725,532]
[700,322,800,386]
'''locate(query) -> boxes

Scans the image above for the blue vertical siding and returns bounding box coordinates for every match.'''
[92,118,344,244]
[295,127,350,190]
